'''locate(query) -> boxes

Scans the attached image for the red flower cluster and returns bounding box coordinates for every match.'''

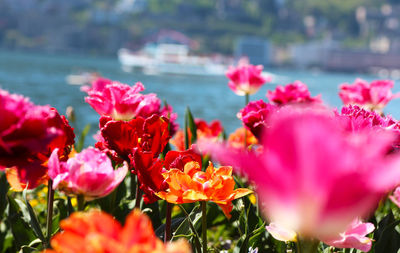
[98,115,170,203]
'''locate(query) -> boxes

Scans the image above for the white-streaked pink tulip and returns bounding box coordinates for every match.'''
[85,82,160,121]
[226,61,270,96]
[48,147,128,200]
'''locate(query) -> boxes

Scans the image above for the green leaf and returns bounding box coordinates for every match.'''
[373,210,400,253]
[1,231,13,253]
[76,124,91,152]
[201,155,210,171]
[6,194,36,249]
[186,107,197,145]
[22,188,45,243]
[184,116,189,150]
[95,178,126,214]
[175,205,202,253]
[51,198,69,235]
[248,224,266,248]
[206,202,226,227]
[155,217,185,239]
[161,142,171,159]
[184,107,197,150]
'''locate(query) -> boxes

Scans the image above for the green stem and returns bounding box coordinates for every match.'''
[178,205,202,253]
[45,179,55,247]
[135,184,142,209]
[296,236,319,253]
[164,203,172,243]
[130,173,136,200]
[245,93,250,105]
[67,196,74,215]
[201,201,207,253]
[77,194,85,211]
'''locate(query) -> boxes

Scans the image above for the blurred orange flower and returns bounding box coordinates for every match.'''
[156,162,252,218]
[43,209,191,253]
[228,127,258,149]
[170,119,223,151]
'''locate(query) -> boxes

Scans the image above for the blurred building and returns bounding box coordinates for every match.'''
[234,37,271,66]
[322,4,400,72]
[290,40,339,69]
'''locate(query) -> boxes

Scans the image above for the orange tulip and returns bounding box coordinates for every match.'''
[228,127,258,149]
[156,161,252,218]
[43,209,191,253]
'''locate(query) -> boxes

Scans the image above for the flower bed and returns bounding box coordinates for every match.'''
[1,61,400,253]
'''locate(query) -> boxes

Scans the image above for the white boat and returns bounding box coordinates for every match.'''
[118,44,231,76]
[66,72,100,86]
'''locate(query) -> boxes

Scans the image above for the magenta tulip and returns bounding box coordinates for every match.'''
[339,79,400,112]
[201,106,400,239]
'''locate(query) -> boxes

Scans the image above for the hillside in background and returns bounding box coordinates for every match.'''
[0,0,396,56]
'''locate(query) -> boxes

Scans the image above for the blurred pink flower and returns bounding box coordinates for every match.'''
[323,219,374,252]
[337,105,399,131]
[85,82,160,121]
[390,186,400,208]
[266,222,297,242]
[339,79,400,112]
[48,147,128,200]
[337,105,400,149]
[226,62,270,96]
[237,100,277,139]
[266,81,322,105]
[201,107,400,239]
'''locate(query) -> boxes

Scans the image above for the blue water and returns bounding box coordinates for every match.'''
[1,50,400,145]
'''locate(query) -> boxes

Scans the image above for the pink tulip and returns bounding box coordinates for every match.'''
[48,147,128,200]
[323,219,374,252]
[266,219,374,252]
[85,82,161,121]
[201,106,400,239]
[323,219,375,252]
[266,81,322,105]
[339,79,400,112]
[226,62,270,96]
[81,77,113,93]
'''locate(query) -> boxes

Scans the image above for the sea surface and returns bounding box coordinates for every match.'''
[1,50,400,145]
